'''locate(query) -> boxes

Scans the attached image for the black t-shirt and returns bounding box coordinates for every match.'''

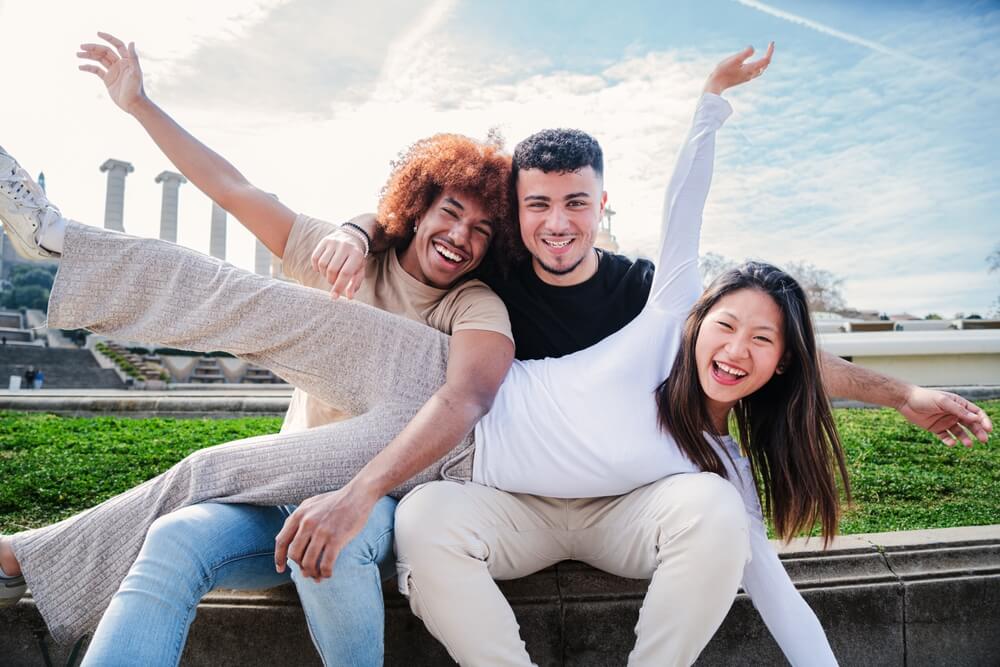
[481,250,654,360]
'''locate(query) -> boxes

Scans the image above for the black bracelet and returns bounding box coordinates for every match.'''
[341,221,373,248]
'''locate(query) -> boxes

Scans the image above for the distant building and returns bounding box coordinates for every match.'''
[595,206,619,253]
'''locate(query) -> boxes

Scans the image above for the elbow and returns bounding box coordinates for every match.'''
[439,383,497,419]
[212,180,254,213]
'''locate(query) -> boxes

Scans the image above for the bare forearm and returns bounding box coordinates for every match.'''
[346,388,488,500]
[130,97,294,255]
[819,350,910,408]
[130,97,249,207]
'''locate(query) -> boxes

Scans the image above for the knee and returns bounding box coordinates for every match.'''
[135,508,213,579]
[335,496,399,568]
[144,507,204,554]
[394,482,479,567]
[656,473,749,558]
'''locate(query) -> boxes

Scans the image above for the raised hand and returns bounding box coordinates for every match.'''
[704,42,775,95]
[77,32,147,114]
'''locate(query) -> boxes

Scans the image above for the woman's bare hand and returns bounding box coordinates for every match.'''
[704,42,774,95]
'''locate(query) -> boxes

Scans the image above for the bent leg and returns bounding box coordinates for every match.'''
[12,409,471,644]
[394,482,565,667]
[81,504,289,667]
[47,222,449,414]
[289,495,397,667]
[576,474,750,666]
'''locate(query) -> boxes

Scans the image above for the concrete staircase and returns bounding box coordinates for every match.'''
[242,364,285,384]
[190,358,226,384]
[0,346,124,389]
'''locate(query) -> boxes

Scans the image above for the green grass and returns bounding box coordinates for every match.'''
[834,401,1000,534]
[0,403,997,535]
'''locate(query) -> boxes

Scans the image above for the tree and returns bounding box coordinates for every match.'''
[10,267,55,290]
[782,261,847,313]
[698,254,848,313]
[699,252,738,288]
[989,244,1000,317]
[0,285,49,311]
[924,313,943,320]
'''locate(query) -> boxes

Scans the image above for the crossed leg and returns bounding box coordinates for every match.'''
[7,222,463,642]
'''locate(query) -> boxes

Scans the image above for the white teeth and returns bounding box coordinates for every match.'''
[716,361,747,377]
[544,238,572,248]
[433,243,462,263]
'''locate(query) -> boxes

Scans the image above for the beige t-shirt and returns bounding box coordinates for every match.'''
[277,213,513,432]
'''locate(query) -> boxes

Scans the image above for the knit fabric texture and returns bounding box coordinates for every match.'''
[13,222,471,643]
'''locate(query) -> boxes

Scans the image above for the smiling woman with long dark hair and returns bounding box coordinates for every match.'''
[659,261,851,545]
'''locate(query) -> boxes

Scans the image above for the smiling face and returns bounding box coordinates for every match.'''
[397,189,494,289]
[694,287,787,430]
[516,166,607,285]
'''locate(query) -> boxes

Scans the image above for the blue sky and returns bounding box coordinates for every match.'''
[1,0,996,315]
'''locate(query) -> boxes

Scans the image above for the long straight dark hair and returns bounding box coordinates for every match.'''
[656,261,850,544]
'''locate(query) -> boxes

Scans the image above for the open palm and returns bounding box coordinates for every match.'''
[704,42,775,95]
[77,32,146,114]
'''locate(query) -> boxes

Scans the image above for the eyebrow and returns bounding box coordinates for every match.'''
[443,197,465,211]
[717,310,779,333]
[522,192,592,202]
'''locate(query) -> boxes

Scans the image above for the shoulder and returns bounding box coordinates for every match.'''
[600,251,654,278]
[596,251,655,295]
[439,279,513,342]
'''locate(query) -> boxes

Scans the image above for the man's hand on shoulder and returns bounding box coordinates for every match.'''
[898,386,993,447]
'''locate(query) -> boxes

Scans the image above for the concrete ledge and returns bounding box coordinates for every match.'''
[3,526,998,666]
[2,386,998,418]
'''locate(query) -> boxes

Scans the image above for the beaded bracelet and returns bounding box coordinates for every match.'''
[339,222,371,257]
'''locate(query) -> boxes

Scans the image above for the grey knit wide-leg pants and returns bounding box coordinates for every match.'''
[11,222,471,643]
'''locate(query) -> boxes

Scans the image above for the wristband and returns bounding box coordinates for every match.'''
[339,222,371,257]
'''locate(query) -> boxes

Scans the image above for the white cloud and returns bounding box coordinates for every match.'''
[1,1,994,316]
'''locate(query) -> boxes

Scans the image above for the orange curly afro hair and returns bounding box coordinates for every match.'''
[376,133,524,273]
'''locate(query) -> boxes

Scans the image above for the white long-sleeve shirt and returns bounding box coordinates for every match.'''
[472,93,838,666]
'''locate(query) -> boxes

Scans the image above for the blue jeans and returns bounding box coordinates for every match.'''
[81,497,398,667]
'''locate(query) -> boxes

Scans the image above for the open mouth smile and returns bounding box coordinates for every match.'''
[711,360,748,386]
[432,241,466,265]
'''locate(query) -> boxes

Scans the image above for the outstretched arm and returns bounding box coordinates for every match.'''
[819,352,992,446]
[649,44,773,314]
[274,328,514,580]
[715,439,838,666]
[78,32,295,256]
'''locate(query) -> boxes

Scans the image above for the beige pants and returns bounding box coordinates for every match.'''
[394,474,751,667]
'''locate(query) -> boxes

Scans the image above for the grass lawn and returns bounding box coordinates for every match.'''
[1,402,998,535]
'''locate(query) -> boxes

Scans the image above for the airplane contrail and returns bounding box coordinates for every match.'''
[733,0,985,93]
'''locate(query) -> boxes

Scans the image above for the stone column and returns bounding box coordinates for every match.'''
[254,238,272,276]
[209,202,227,260]
[155,171,187,243]
[100,159,134,232]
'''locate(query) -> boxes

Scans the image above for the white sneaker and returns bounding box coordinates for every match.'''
[0,573,26,607]
[0,145,60,259]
